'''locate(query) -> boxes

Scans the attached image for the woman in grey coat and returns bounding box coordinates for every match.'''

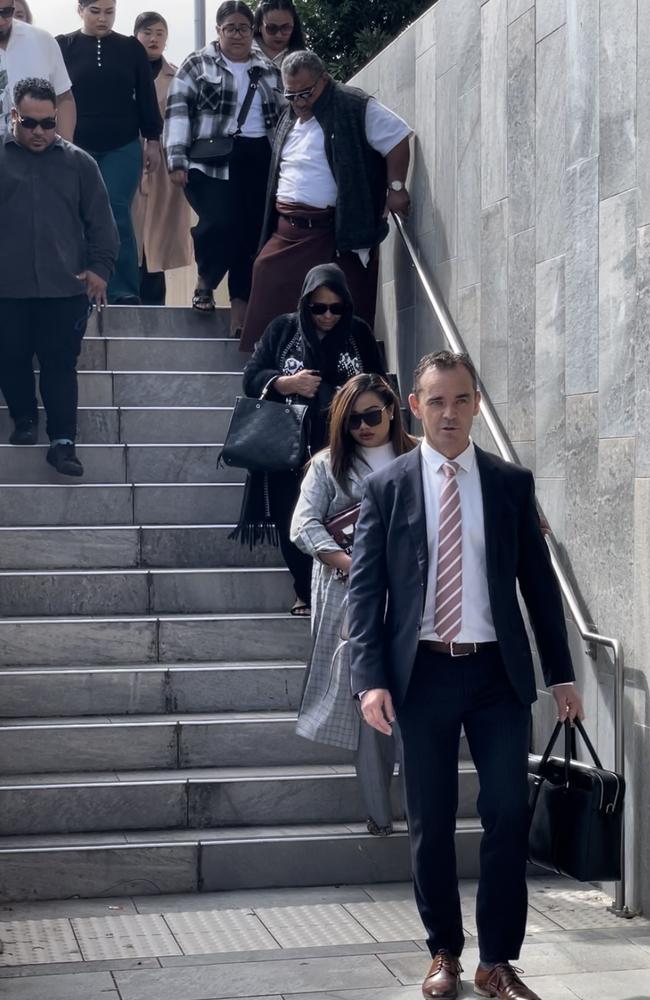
[290,373,417,834]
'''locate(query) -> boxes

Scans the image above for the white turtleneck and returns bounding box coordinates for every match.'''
[356,441,396,477]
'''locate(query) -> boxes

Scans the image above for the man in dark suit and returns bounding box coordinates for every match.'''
[348,351,584,1000]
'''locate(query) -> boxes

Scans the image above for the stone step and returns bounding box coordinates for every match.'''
[0,820,482,902]
[0,613,310,666]
[0,525,282,570]
[120,407,232,444]
[0,711,352,775]
[88,304,230,338]
[0,662,304,717]
[0,483,244,526]
[0,406,233,444]
[79,337,243,372]
[0,444,237,484]
[0,567,294,617]
[64,371,242,407]
[0,524,284,570]
[6,762,482,836]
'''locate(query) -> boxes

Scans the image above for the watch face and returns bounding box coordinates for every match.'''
[390,181,404,192]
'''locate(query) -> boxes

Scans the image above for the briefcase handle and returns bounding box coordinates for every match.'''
[537,718,604,791]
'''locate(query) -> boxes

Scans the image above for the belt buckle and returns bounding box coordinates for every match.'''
[449,641,473,657]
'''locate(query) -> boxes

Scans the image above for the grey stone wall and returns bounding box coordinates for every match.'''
[352,0,650,915]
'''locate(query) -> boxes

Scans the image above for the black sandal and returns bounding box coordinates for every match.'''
[192,288,215,313]
[290,599,311,617]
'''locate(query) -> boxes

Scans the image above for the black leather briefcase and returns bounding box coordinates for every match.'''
[528,719,624,882]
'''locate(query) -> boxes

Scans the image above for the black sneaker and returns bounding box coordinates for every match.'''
[46,443,84,477]
[9,419,38,445]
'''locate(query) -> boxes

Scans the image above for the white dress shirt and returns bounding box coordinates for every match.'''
[419,439,497,643]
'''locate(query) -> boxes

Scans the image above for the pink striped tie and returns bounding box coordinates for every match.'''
[434,462,462,642]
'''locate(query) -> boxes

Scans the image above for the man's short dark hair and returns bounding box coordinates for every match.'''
[282,50,325,79]
[133,10,169,33]
[13,77,57,108]
[413,350,479,394]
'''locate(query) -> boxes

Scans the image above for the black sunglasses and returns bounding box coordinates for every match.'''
[264,21,293,35]
[18,115,57,130]
[0,5,15,17]
[348,404,389,431]
[308,302,345,316]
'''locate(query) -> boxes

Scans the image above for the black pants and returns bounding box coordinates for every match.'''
[139,252,166,305]
[0,296,89,441]
[397,644,531,964]
[184,137,271,300]
[269,470,312,605]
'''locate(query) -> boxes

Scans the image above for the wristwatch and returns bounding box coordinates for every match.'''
[388,180,405,192]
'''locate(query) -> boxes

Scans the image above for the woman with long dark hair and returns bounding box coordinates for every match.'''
[164,0,284,334]
[57,0,163,304]
[240,263,385,615]
[253,0,305,66]
[290,373,417,835]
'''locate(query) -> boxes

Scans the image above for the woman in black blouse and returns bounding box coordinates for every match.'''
[57,0,162,304]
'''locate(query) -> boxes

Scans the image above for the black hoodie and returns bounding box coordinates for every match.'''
[243,263,386,451]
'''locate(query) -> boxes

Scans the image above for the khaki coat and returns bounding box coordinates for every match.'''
[132,58,193,273]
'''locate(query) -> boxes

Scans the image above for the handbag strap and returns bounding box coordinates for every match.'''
[232,66,263,137]
[260,376,278,400]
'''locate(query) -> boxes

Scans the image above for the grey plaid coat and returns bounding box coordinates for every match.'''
[290,449,391,750]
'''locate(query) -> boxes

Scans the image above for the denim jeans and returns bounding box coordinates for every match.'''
[92,139,142,302]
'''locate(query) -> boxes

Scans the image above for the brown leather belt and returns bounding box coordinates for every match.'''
[419,640,499,658]
[280,213,334,229]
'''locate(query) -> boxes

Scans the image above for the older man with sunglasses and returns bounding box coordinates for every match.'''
[0,3,75,138]
[239,49,413,353]
[0,77,117,477]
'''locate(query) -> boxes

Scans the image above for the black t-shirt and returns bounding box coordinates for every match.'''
[56,30,162,153]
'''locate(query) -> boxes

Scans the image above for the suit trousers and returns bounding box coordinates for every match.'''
[396,643,531,964]
[0,296,89,442]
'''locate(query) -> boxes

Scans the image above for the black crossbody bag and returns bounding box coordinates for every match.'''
[190,67,263,165]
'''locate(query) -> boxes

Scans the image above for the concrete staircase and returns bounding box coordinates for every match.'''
[0,306,481,902]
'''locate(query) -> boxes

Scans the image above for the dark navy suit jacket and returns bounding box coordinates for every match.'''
[348,444,575,708]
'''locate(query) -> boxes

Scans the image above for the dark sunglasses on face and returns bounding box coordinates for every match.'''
[283,82,319,102]
[264,21,293,35]
[18,115,57,130]
[308,302,345,316]
[348,404,389,431]
[0,6,15,17]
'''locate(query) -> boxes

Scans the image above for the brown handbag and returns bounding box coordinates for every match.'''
[323,503,362,554]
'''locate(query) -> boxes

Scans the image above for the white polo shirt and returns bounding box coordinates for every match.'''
[0,21,71,134]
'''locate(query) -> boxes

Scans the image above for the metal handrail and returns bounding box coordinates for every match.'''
[391,213,633,918]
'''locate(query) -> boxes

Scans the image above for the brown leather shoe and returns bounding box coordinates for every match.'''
[422,951,463,999]
[474,964,541,1000]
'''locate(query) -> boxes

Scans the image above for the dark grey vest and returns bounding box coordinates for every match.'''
[259,81,390,253]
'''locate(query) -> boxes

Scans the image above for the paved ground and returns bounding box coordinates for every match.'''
[0,879,649,999]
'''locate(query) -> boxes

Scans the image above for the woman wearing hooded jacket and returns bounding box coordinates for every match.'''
[239,263,385,616]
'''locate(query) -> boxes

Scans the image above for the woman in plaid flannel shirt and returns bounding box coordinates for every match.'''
[163,0,284,336]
